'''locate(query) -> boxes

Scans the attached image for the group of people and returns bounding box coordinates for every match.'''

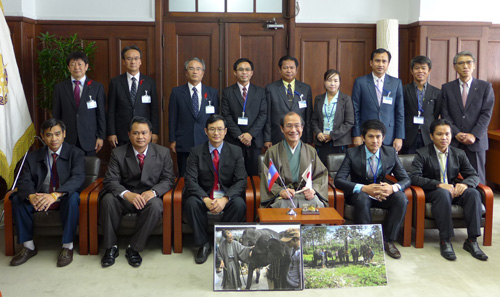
[8,45,492,271]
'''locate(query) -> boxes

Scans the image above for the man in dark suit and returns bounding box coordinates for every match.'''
[221,58,267,176]
[410,119,488,261]
[264,55,313,147]
[401,56,442,154]
[10,118,85,267]
[441,51,495,184]
[100,117,175,268]
[184,114,247,264]
[169,57,219,177]
[335,119,409,259]
[52,52,106,156]
[107,45,159,147]
[352,48,405,151]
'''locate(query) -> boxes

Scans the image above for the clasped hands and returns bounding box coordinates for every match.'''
[29,192,60,211]
[203,197,229,214]
[438,183,467,198]
[239,133,253,147]
[456,132,476,145]
[124,190,156,209]
[361,182,394,202]
[279,187,316,200]
[317,132,331,143]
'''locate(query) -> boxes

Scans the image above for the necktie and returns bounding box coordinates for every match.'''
[376,79,382,105]
[439,152,447,183]
[462,82,468,108]
[242,86,247,101]
[192,87,199,117]
[74,80,81,108]
[367,154,377,181]
[130,77,137,105]
[137,153,145,171]
[211,149,220,199]
[287,83,293,102]
[50,153,59,192]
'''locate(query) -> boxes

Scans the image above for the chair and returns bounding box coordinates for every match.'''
[88,179,175,255]
[327,153,413,247]
[4,156,101,256]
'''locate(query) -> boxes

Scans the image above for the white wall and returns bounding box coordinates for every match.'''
[419,0,500,23]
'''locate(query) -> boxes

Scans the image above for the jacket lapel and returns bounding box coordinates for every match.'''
[64,80,78,111]
[464,79,478,111]
[366,76,380,109]
[120,74,133,107]
[408,82,419,114]
[452,79,465,113]
[181,84,197,118]
[232,84,244,109]
[125,144,142,178]
[277,81,292,110]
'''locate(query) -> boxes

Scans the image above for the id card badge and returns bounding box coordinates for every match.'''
[382,96,393,105]
[86,96,97,109]
[141,91,151,103]
[206,101,215,114]
[323,128,331,135]
[413,116,424,124]
[213,190,225,199]
[298,100,307,109]
[238,117,248,126]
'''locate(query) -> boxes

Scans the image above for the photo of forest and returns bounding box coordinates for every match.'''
[301,224,387,289]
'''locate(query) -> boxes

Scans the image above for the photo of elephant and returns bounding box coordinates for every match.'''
[213,223,303,292]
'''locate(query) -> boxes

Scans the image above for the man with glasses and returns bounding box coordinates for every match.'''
[184,114,247,264]
[107,45,159,147]
[441,51,495,184]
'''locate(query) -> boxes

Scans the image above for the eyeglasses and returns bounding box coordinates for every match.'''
[455,60,474,67]
[207,127,225,133]
[284,123,302,129]
[188,67,203,71]
[237,68,252,72]
[125,57,141,62]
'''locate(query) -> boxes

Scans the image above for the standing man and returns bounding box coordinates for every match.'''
[184,114,247,264]
[335,119,409,259]
[410,119,488,261]
[216,230,251,290]
[351,48,405,151]
[280,228,302,289]
[441,51,495,184]
[10,119,85,267]
[52,52,106,156]
[169,57,219,177]
[401,56,442,154]
[264,55,313,147]
[221,58,267,176]
[100,117,175,268]
[107,45,159,147]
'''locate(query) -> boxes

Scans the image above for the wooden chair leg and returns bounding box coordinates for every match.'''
[162,188,173,254]
[173,178,184,253]
[88,182,104,255]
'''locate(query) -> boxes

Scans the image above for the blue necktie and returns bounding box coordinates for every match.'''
[130,77,137,105]
[192,87,199,117]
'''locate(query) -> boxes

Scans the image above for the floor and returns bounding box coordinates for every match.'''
[0,195,499,297]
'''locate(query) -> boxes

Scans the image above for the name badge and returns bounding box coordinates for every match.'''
[413,116,424,125]
[142,91,151,103]
[323,128,331,134]
[238,117,248,126]
[213,190,225,199]
[298,100,307,109]
[382,96,393,105]
[86,96,97,109]
[206,104,215,114]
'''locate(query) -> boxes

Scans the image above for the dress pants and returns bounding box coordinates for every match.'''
[11,192,80,244]
[346,190,408,242]
[183,196,246,246]
[177,152,190,177]
[456,143,486,185]
[99,193,162,252]
[425,187,482,240]
[241,146,261,176]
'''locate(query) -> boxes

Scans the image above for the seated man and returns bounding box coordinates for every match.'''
[184,114,247,264]
[334,119,409,259]
[261,112,328,208]
[100,116,175,268]
[410,119,488,261]
[10,118,85,267]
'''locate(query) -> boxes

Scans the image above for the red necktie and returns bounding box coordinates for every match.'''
[211,149,219,199]
[137,153,145,171]
[242,86,247,101]
[74,80,81,108]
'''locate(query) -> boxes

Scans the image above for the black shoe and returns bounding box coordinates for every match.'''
[10,247,38,266]
[101,246,119,268]
[463,240,488,261]
[384,241,401,259]
[125,247,142,267]
[57,248,74,267]
[195,243,211,264]
[439,241,456,260]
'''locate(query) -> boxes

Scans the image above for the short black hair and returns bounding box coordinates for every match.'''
[278,55,299,68]
[121,45,143,60]
[410,56,432,70]
[129,116,152,132]
[233,58,254,71]
[41,118,66,134]
[206,114,226,129]
[430,119,452,135]
[66,52,89,66]
[222,230,232,238]
[279,112,305,128]
[370,48,392,62]
[361,119,386,137]
[324,69,341,82]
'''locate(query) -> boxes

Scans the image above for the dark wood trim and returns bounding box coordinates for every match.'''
[407,21,493,27]
[287,0,296,56]
[164,13,284,22]
[296,23,376,29]
[155,0,164,145]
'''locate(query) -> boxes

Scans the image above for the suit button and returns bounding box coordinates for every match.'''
[462,116,466,119]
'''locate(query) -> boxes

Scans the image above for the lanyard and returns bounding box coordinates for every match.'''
[375,84,391,98]
[323,99,336,126]
[284,86,304,101]
[368,155,380,184]
[439,154,448,183]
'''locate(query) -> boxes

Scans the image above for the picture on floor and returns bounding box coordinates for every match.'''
[301,224,387,289]
[213,223,303,291]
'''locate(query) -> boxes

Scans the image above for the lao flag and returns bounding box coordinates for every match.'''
[267,161,279,191]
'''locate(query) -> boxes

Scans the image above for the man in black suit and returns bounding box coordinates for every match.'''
[169,57,219,177]
[100,117,175,268]
[335,119,409,259]
[410,119,488,261]
[401,56,442,154]
[264,55,313,148]
[221,58,267,176]
[107,45,159,147]
[441,51,495,184]
[10,118,85,267]
[184,114,247,264]
[52,52,106,156]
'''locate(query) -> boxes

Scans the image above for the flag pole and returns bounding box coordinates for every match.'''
[269,158,297,216]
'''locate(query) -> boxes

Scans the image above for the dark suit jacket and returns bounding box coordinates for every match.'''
[17,143,85,199]
[103,143,175,197]
[264,79,313,144]
[402,82,442,150]
[311,91,354,147]
[168,84,219,153]
[441,78,494,152]
[107,73,159,143]
[410,144,480,190]
[351,73,405,145]
[184,141,247,200]
[334,145,410,194]
[52,78,106,152]
[221,83,267,148]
